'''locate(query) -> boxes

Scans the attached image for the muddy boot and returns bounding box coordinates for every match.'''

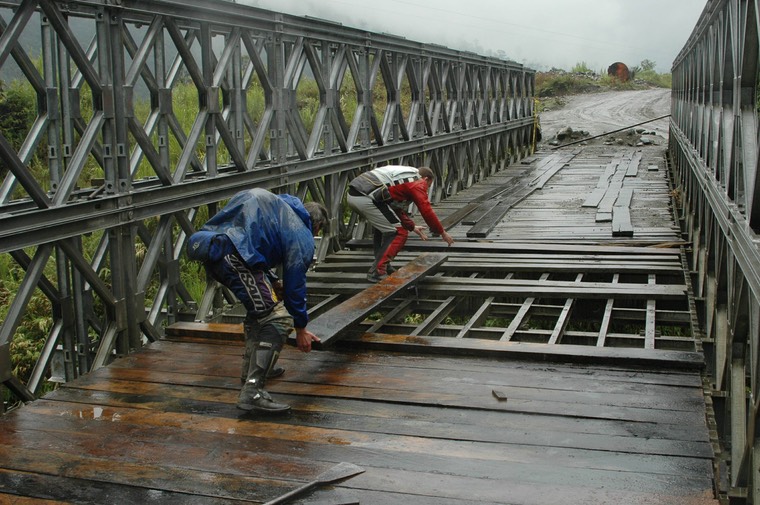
[238,326,290,413]
[240,321,284,384]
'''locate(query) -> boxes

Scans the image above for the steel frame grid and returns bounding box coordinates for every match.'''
[0,0,536,404]
[306,248,695,352]
[671,0,760,501]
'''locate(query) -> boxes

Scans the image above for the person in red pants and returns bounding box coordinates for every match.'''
[347,165,454,282]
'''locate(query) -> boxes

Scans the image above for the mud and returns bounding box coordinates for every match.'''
[537,89,671,148]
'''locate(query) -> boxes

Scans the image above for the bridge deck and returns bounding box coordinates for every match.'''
[0,145,719,504]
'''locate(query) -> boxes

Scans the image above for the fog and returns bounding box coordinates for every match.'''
[243,0,706,73]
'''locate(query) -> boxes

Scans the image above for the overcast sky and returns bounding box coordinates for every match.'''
[242,0,707,73]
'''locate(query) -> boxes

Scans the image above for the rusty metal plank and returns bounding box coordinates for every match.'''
[307,253,447,348]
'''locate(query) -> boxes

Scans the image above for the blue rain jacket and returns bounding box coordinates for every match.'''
[187,188,314,328]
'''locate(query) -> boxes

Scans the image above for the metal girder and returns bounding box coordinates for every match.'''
[670,1,760,502]
[0,0,537,400]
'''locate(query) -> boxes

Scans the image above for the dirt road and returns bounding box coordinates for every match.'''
[537,88,671,146]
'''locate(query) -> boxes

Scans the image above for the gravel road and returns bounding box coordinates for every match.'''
[537,88,672,146]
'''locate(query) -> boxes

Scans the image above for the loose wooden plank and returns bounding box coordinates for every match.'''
[624,151,643,177]
[466,189,536,238]
[460,199,500,225]
[463,152,580,238]
[165,321,242,341]
[583,160,618,207]
[440,172,527,228]
[306,253,447,348]
[611,191,635,237]
[527,152,577,189]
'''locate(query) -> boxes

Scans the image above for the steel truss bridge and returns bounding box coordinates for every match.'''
[671,0,760,501]
[0,0,759,502]
[0,0,534,390]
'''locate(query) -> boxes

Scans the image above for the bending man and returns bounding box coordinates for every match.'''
[347,165,454,282]
[187,188,328,413]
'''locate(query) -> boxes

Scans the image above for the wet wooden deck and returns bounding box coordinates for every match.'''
[0,145,720,504]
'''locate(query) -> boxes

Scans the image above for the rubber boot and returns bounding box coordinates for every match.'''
[368,231,397,282]
[241,321,284,384]
[237,326,290,413]
[374,228,408,279]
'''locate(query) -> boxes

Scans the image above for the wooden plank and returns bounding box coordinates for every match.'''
[65,364,706,421]
[0,334,712,502]
[466,189,536,238]
[528,152,578,189]
[440,171,526,228]
[345,333,704,369]
[0,467,231,505]
[596,180,622,222]
[583,161,618,207]
[625,151,643,177]
[28,389,712,464]
[165,321,242,341]
[0,405,716,504]
[135,337,706,389]
[464,152,579,238]
[120,337,706,389]
[595,157,628,222]
[306,253,447,348]
[460,199,499,225]
[612,187,635,237]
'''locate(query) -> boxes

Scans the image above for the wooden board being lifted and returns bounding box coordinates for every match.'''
[306,253,447,348]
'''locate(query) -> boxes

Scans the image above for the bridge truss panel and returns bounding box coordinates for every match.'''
[671,0,760,502]
[0,0,536,404]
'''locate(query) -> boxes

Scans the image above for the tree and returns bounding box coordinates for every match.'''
[640,59,656,72]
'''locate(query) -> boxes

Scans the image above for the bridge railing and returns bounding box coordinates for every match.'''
[0,0,536,405]
[670,0,760,501]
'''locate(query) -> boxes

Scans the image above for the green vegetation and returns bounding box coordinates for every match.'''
[535,59,672,102]
[0,58,408,404]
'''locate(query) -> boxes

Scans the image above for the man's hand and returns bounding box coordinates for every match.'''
[441,231,454,246]
[295,327,320,352]
[413,226,428,240]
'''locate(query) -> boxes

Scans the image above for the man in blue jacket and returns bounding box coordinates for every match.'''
[187,188,329,413]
